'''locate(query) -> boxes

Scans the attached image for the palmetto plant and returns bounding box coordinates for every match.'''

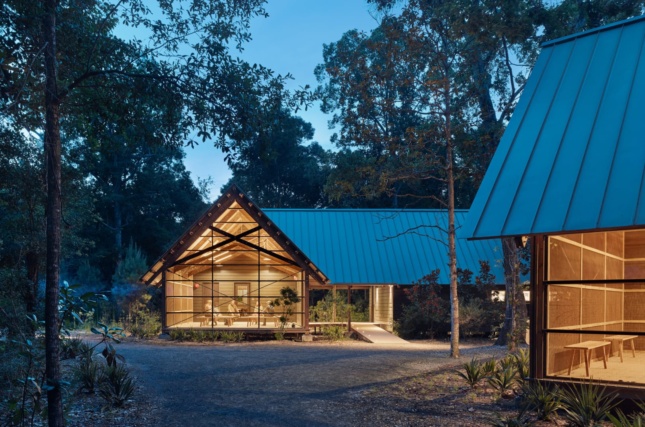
[607,401,645,427]
[520,380,562,421]
[455,357,487,388]
[560,381,621,427]
[98,365,136,408]
[512,349,530,384]
[488,366,518,399]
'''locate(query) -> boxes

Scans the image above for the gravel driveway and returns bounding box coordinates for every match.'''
[119,339,507,427]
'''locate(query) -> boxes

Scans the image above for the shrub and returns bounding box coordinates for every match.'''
[274,332,285,341]
[560,381,621,427]
[128,307,161,339]
[489,407,533,427]
[60,336,87,360]
[482,358,497,376]
[322,325,346,342]
[455,358,486,389]
[396,271,449,339]
[98,365,136,408]
[169,329,186,341]
[220,331,244,343]
[459,298,487,337]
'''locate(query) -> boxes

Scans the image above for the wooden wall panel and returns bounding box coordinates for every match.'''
[547,333,581,375]
[549,239,581,281]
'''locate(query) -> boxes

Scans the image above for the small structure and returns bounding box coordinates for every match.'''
[464,16,645,394]
[142,185,506,334]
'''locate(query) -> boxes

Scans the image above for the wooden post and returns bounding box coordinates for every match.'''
[161,269,167,331]
[347,285,352,332]
[332,286,337,322]
[304,272,310,331]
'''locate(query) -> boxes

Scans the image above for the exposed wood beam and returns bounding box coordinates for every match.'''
[172,226,261,266]
[210,225,299,267]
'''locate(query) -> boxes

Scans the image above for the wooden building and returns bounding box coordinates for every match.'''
[464,16,645,394]
[143,185,507,334]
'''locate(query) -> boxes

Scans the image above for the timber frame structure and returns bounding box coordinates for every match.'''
[142,185,329,333]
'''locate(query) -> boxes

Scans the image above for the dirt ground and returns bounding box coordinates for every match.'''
[110,338,510,427]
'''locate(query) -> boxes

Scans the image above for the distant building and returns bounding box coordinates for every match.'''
[464,15,645,396]
[142,184,506,335]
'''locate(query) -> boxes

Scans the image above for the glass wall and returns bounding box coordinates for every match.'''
[164,201,306,330]
[545,230,645,384]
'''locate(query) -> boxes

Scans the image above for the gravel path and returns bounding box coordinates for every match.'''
[118,339,507,427]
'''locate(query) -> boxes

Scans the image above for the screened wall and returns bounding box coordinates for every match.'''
[162,200,310,330]
[544,229,645,384]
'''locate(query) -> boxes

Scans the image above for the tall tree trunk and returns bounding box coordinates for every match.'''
[43,0,64,424]
[445,84,459,359]
[496,237,527,349]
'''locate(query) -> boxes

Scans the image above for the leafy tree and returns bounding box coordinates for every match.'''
[1,0,290,423]
[223,108,332,208]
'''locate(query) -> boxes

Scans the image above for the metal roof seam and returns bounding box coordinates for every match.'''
[597,28,645,228]
[530,33,601,234]
[501,39,578,237]
[562,25,626,231]
[471,47,556,239]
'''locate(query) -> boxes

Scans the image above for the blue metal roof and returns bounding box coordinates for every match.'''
[264,209,505,285]
[464,15,645,239]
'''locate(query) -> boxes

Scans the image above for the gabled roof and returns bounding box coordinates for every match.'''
[264,209,505,285]
[464,15,645,240]
[141,185,328,286]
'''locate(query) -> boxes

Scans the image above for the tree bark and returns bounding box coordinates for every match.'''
[495,237,527,349]
[43,0,64,424]
[445,82,459,359]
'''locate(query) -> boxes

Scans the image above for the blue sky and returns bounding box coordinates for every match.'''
[182,0,380,200]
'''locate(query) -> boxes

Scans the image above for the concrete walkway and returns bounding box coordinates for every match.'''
[351,324,409,344]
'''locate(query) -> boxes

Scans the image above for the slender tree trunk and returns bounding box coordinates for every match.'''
[43,0,64,424]
[445,84,459,359]
[496,237,527,349]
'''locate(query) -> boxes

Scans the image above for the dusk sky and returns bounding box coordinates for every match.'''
[181,0,380,200]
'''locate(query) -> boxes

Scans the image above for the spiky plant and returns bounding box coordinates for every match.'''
[512,349,530,384]
[560,381,621,427]
[520,380,562,421]
[489,366,518,399]
[455,357,487,388]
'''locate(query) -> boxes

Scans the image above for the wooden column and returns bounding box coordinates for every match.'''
[530,235,546,379]
[347,285,352,332]
[332,286,337,322]
[161,269,167,332]
[304,272,310,331]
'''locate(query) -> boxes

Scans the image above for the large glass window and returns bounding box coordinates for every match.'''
[163,201,306,330]
[545,230,645,384]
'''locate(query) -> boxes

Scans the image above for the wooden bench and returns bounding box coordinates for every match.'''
[604,335,638,363]
[564,341,611,377]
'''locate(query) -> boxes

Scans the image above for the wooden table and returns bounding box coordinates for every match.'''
[604,335,638,362]
[565,341,611,377]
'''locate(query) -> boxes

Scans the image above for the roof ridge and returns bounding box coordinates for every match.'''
[542,14,645,48]
[262,208,471,212]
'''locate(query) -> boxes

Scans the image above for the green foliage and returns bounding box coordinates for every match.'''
[482,358,497,376]
[489,407,533,427]
[396,271,449,339]
[560,381,621,427]
[60,336,87,360]
[455,358,486,389]
[608,402,645,427]
[75,348,101,394]
[459,298,487,337]
[125,293,161,339]
[112,241,148,286]
[512,349,530,384]
[220,331,244,343]
[272,287,301,330]
[520,380,562,421]
[274,332,285,341]
[488,366,518,399]
[169,329,186,341]
[90,322,126,367]
[98,365,136,408]
[309,290,369,323]
[322,325,346,342]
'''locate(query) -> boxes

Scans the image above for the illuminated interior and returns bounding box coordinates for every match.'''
[545,230,645,384]
[160,200,314,330]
